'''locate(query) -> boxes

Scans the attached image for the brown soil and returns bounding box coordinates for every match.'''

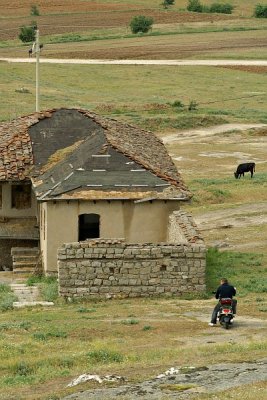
[0,8,233,41]
[22,35,265,60]
[217,65,267,74]
[0,0,136,16]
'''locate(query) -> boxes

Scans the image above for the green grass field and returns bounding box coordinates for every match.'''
[0,63,266,125]
[0,250,266,400]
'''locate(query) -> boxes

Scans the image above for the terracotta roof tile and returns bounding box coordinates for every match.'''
[0,108,191,198]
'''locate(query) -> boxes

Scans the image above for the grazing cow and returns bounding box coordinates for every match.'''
[234,162,255,179]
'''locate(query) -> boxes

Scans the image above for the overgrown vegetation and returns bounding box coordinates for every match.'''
[129,15,154,34]
[26,276,58,302]
[206,248,266,296]
[0,284,17,311]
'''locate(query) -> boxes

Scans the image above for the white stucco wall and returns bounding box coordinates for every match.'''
[40,199,181,274]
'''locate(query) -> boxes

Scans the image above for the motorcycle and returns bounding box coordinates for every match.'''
[217,297,234,329]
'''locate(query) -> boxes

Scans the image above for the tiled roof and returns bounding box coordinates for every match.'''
[0,108,191,200]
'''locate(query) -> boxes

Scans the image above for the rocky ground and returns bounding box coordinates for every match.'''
[62,359,267,399]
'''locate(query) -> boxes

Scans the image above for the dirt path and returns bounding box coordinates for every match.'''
[162,123,267,144]
[194,202,267,230]
[1,57,267,66]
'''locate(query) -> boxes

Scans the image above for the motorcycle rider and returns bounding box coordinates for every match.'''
[209,278,237,326]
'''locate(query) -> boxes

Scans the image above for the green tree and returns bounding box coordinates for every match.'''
[187,0,203,12]
[209,3,233,14]
[162,0,175,9]
[254,4,267,18]
[130,15,154,34]
[18,22,36,43]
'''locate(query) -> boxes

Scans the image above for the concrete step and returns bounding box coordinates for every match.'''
[13,262,37,268]
[13,301,54,308]
[11,247,41,274]
[10,283,40,302]
[11,247,40,255]
[10,283,54,307]
[12,256,39,262]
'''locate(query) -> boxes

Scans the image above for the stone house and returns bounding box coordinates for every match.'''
[0,108,205,295]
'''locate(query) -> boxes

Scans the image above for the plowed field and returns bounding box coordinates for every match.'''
[0,0,135,16]
[35,31,267,60]
[1,12,234,41]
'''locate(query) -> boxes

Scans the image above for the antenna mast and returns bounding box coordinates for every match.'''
[35,27,40,112]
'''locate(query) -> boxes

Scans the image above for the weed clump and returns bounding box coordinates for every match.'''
[26,276,58,302]
[0,284,17,311]
[87,349,124,364]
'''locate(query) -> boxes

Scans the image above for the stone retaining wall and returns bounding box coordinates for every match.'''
[58,239,206,299]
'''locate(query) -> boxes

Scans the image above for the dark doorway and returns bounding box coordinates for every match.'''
[79,214,100,241]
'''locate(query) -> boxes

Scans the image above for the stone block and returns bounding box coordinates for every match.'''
[119,278,129,285]
[75,249,84,258]
[93,278,102,285]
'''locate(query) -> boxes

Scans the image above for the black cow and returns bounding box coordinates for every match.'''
[234,162,255,179]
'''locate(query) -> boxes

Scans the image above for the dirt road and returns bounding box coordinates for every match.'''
[162,123,267,144]
[1,57,267,66]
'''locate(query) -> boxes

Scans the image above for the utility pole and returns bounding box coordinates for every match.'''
[35,27,40,112]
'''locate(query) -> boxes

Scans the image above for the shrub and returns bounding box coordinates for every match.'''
[254,4,267,18]
[122,319,139,325]
[162,0,175,8]
[187,0,203,12]
[209,3,233,14]
[18,22,36,43]
[30,5,40,16]
[87,349,124,364]
[130,15,154,34]
[188,100,198,111]
[171,100,185,109]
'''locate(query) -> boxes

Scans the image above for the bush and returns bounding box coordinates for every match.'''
[162,0,175,8]
[187,0,233,14]
[130,15,154,34]
[188,100,198,111]
[18,22,36,43]
[171,100,185,109]
[209,3,233,14]
[254,4,267,18]
[187,0,203,12]
[30,5,40,16]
